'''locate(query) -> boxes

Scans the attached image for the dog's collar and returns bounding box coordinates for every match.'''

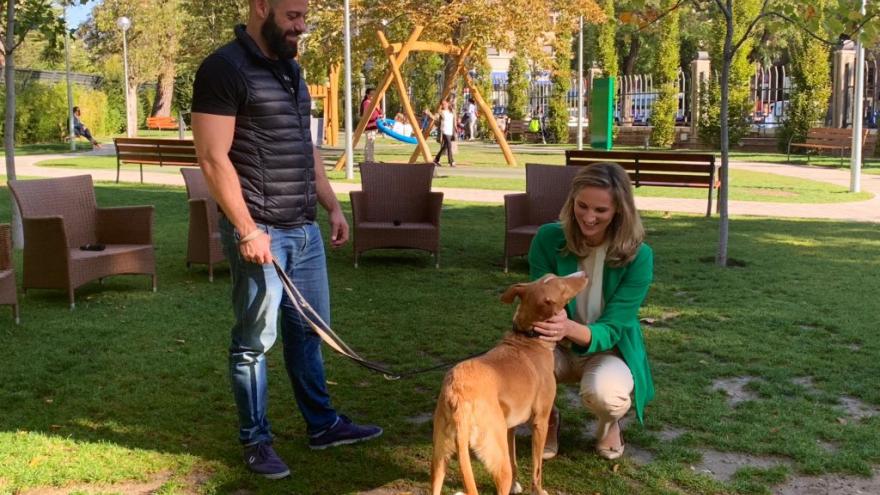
[512,323,542,339]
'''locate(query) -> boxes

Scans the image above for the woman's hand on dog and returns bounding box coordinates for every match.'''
[533,309,572,342]
[533,309,592,346]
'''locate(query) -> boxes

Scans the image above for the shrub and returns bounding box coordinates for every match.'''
[778,28,831,151]
[649,0,681,148]
[0,81,116,144]
[547,30,573,144]
[506,53,529,122]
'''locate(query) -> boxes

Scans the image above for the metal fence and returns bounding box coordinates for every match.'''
[750,65,790,128]
[0,68,104,89]
[490,71,689,126]
[617,69,689,126]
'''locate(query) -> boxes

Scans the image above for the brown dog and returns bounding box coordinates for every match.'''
[431,272,588,495]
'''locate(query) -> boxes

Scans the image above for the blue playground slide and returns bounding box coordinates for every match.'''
[375,118,418,144]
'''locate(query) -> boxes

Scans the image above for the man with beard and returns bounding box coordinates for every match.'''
[191,0,382,480]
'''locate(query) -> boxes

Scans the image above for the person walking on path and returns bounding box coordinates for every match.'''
[190,0,382,480]
[72,106,101,149]
[361,88,383,163]
[432,100,457,167]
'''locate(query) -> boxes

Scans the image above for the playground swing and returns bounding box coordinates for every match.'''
[376,117,418,144]
[334,25,517,170]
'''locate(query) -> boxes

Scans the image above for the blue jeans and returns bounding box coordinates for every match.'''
[220,217,338,444]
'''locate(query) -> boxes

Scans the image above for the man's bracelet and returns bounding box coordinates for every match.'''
[238,229,264,244]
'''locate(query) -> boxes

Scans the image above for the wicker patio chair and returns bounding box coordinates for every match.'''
[0,224,19,324]
[350,162,443,268]
[8,175,156,309]
[181,168,225,282]
[503,163,583,272]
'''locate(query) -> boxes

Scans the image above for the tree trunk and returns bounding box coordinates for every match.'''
[716,4,733,267]
[622,34,641,76]
[4,0,21,248]
[126,81,138,137]
[150,66,175,117]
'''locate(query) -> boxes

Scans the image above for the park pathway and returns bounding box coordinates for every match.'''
[8,148,880,223]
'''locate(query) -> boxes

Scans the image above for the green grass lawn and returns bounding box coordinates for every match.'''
[0,182,878,494]
[35,150,872,204]
[0,142,96,156]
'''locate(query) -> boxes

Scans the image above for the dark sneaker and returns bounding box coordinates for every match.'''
[243,441,291,479]
[308,415,383,450]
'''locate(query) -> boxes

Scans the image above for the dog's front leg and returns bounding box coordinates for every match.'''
[530,414,550,495]
[507,428,522,494]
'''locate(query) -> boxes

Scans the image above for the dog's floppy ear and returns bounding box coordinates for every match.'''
[501,283,527,304]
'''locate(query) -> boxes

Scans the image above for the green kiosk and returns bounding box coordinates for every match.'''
[590,77,614,150]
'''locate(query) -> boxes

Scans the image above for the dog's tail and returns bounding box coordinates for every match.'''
[454,403,479,495]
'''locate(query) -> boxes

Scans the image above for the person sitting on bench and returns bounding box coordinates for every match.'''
[73,106,101,149]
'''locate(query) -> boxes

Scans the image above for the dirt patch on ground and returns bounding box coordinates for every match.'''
[358,484,425,494]
[775,467,880,495]
[20,471,173,495]
[691,449,792,482]
[792,376,815,389]
[404,412,434,425]
[838,396,880,422]
[712,376,760,407]
[18,468,213,495]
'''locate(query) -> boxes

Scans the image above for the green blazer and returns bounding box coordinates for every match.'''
[528,222,655,423]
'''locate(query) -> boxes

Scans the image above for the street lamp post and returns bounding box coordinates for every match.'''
[850,0,868,193]
[63,4,75,151]
[342,0,355,179]
[116,16,133,138]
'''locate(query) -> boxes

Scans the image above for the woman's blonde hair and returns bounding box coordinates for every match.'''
[559,162,644,266]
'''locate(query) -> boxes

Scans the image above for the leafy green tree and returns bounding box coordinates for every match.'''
[81,0,187,131]
[699,0,760,151]
[649,0,680,147]
[596,0,618,78]
[3,0,86,246]
[779,2,831,151]
[409,52,443,115]
[506,52,529,121]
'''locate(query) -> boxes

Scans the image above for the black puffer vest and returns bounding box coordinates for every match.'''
[213,25,315,228]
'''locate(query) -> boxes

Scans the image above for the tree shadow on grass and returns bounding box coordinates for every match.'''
[2,184,880,494]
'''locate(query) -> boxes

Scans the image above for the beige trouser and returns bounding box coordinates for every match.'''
[554,347,634,442]
[364,130,377,162]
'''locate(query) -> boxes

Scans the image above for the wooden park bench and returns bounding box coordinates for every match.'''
[506,120,543,143]
[787,127,867,165]
[566,149,719,217]
[113,137,198,183]
[146,116,180,130]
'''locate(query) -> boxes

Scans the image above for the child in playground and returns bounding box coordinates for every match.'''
[361,88,383,162]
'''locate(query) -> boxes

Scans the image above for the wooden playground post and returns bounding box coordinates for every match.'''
[334,26,517,170]
[333,26,424,171]
[377,31,432,163]
[327,63,340,146]
[464,73,516,166]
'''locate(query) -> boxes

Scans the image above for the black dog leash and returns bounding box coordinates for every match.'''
[272,258,485,380]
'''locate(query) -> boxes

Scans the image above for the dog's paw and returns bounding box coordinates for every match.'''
[511,481,523,494]
[529,489,548,495]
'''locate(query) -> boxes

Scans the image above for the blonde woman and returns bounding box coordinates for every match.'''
[528,162,654,461]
